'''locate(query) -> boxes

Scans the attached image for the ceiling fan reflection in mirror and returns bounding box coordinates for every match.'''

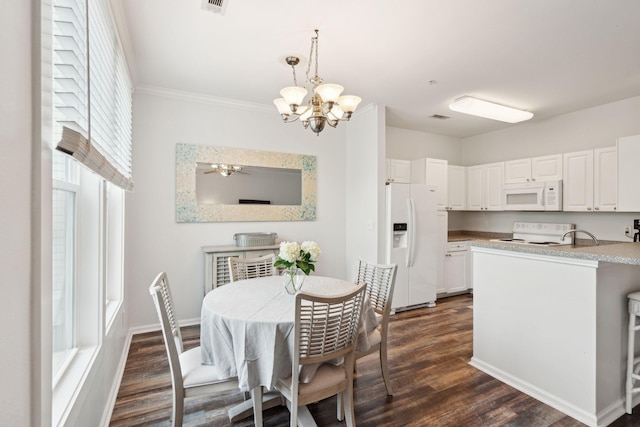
[199,162,247,177]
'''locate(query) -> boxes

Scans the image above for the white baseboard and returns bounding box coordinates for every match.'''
[469,357,600,427]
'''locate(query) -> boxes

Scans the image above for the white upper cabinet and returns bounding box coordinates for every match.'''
[386,159,411,183]
[466,162,504,211]
[504,158,532,184]
[504,154,562,184]
[617,135,640,212]
[411,158,448,210]
[593,147,617,211]
[531,154,563,181]
[563,147,616,212]
[447,165,466,211]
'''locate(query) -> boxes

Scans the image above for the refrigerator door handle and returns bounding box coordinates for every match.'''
[407,197,415,268]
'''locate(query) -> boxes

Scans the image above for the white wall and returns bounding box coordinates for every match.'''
[1,1,41,425]
[460,96,640,165]
[127,89,349,328]
[386,126,462,164]
[345,105,386,274]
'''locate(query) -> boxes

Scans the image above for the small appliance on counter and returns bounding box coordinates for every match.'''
[490,222,575,246]
[634,219,640,242]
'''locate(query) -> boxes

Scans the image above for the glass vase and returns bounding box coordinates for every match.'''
[282,267,305,295]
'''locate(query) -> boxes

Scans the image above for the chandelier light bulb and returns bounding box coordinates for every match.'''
[280,86,308,109]
[337,95,362,113]
[315,84,344,103]
[273,98,292,115]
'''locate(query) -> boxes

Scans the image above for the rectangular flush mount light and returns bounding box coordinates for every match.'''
[449,96,534,123]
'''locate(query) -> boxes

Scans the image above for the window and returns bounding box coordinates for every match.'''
[50,0,132,422]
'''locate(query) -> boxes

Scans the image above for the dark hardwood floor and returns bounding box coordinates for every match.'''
[110,294,640,426]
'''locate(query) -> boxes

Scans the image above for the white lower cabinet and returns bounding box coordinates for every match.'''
[439,241,471,295]
[202,244,280,293]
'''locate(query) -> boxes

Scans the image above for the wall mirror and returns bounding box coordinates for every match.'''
[176,143,317,222]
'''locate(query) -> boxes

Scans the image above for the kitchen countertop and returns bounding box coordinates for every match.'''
[470,238,640,266]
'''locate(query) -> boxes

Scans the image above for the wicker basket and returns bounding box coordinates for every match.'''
[233,232,278,247]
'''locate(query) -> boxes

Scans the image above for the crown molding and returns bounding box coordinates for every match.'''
[135,85,274,113]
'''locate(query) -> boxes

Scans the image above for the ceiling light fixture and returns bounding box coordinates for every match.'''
[448,96,534,123]
[273,29,361,135]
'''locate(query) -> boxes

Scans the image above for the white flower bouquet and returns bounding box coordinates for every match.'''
[274,241,321,275]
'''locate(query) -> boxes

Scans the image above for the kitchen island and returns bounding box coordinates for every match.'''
[470,240,640,427]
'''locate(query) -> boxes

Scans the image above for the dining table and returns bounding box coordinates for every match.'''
[200,274,378,426]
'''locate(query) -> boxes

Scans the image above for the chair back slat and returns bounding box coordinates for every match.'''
[228,254,277,282]
[149,272,184,388]
[295,282,367,364]
[356,259,397,316]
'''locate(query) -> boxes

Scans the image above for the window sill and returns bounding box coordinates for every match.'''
[52,346,97,427]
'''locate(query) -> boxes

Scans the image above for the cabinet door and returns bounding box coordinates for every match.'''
[563,150,594,211]
[425,158,448,210]
[484,162,504,210]
[531,154,563,182]
[447,165,466,210]
[593,146,617,211]
[444,251,468,294]
[504,159,531,184]
[618,135,640,212]
[466,166,483,211]
[387,159,411,183]
[435,211,448,294]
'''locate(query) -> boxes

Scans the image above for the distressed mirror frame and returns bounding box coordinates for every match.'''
[176,143,317,222]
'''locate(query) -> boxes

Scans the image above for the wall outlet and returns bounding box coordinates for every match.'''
[625,226,631,234]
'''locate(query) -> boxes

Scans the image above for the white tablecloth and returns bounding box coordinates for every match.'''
[200,275,377,392]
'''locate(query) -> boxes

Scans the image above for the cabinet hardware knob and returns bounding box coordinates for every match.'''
[587,207,592,211]
[595,207,599,210]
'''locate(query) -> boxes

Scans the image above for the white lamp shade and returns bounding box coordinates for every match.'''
[448,96,533,123]
[337,95,362,113]
[330,104,345,120]
[315,84,344,103]
[280,86,308,106]
[273,98,292,114]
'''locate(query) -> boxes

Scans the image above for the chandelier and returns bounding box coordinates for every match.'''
[273,29,362,135]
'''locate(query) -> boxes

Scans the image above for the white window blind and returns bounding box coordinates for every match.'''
[53,0,88,143]
[54,0,134,191]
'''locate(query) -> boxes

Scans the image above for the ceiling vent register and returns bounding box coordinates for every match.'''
[201,0,228,14]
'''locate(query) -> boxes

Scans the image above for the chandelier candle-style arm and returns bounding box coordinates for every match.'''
[273,29,361,135]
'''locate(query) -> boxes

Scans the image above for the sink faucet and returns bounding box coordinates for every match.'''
[561,229,599,246]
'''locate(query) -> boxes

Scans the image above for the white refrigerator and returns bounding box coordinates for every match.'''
[385,183,439,310]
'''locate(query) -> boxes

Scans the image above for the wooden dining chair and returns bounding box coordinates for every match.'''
[149,272,240,427]
[354,259,398,395]
[274,282,367,427]
[228,253,277,282]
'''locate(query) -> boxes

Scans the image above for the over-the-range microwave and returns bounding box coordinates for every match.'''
[503,180,562,211]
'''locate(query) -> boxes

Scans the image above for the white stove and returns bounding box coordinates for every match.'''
[491,222,575,247]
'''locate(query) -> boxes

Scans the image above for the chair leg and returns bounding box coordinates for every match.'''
[289,402,298,427]
[251,386,263,427]
[344,383,356,427]
[337,391,344,421]
[627,313,636,414]
[380,343,394,396]
[172,388,184,427]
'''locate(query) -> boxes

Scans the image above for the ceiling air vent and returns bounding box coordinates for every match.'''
[430,114,450,120]
[201,0,229,15]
